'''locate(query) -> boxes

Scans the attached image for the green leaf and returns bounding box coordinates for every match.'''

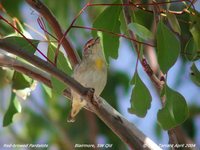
[184,38,200,61]
[156,21,180,73]
[190,63,200,86]
[190,26,200,50]
[12,72,33,90]
[132,9,153,29]
[101,70,130,109]
[48,44,72,74]
[167,13,181,35]
[128,23,153,40]
[169,1,187,11]
[0,68,14,88]
[3,92,21,127]
[157,85,189,130]
[92,0,121,62]
[2,36,39,54]
[43,0,71,27]
[12,71,36,100]
[128,71,152,117]
[0,20,14,36]
[51,77,66,95]
[42,84,52,99]
[1,0,23,19]
[190,12,200,49]
[47,44,71,94]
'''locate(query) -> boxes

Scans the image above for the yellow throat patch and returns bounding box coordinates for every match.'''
[95,58,104,70]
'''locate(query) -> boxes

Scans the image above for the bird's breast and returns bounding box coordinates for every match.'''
[73,56,107,96]
[95,58,105,71]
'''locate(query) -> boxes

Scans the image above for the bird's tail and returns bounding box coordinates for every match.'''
[67,98,86,122]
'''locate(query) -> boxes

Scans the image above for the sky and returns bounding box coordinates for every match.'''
[110,2,200,145]
[22,1,200,147]
[0,1,200,149]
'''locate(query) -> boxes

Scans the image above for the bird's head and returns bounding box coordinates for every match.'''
[83,37,102,58]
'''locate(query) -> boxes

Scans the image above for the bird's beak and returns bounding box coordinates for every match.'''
[94,37,100,44]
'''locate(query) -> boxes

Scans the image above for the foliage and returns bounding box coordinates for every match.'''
[157,85,189,130]
[128,71,151,117]
[156,21,180,74]
[92,0,121,62]
[0,0,200,149]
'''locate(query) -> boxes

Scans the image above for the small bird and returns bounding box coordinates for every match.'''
[68,37,107,122]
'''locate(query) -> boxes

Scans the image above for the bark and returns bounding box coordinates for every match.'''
[0,40,161,150]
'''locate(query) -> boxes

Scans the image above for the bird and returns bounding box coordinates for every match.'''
[67,37,107,122]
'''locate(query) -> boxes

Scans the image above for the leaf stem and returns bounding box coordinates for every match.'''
[25,0,80,67]
[0,14,53,64]
[72,25,155,47]
[0,39,161,150]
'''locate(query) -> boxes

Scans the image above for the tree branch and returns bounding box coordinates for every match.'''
[0,53,71,99]
[0,53,50,85]
[0,40,161,149]
[0,39,87,95]
[121,0,190,146]
[121,0,163,89]
[0,54,97,146]
[25,0,80,67]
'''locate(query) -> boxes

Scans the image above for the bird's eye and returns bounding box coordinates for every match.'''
[84,38,95,51]
[87,43,94,49]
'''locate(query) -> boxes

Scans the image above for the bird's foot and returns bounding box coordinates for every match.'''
[91,95,100,108]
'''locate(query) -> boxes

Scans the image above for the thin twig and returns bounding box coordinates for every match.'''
[88,1,185,7]
[72,25,155,47]
[0,39,161,150]
[0,40,86,95]
[37,17,58,41]
[54,0,93,66]
[0,14,53,64]
[0,53,71,99]
[25,0,80,67]
[24,23,47,40]
[122,0,163,89]
[121,0,193,146]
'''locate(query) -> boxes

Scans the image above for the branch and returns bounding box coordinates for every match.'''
[72,25,154,47]
[0,53,71,99]
[0,39,86,94]
[0,54,97,147]
[121,0,163,88]
[25,0,80,67]
[0,53,50,85]
[174,126,195,147]
[0,40,161,149]
[0,54,74,149]
[121,0,192,146]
